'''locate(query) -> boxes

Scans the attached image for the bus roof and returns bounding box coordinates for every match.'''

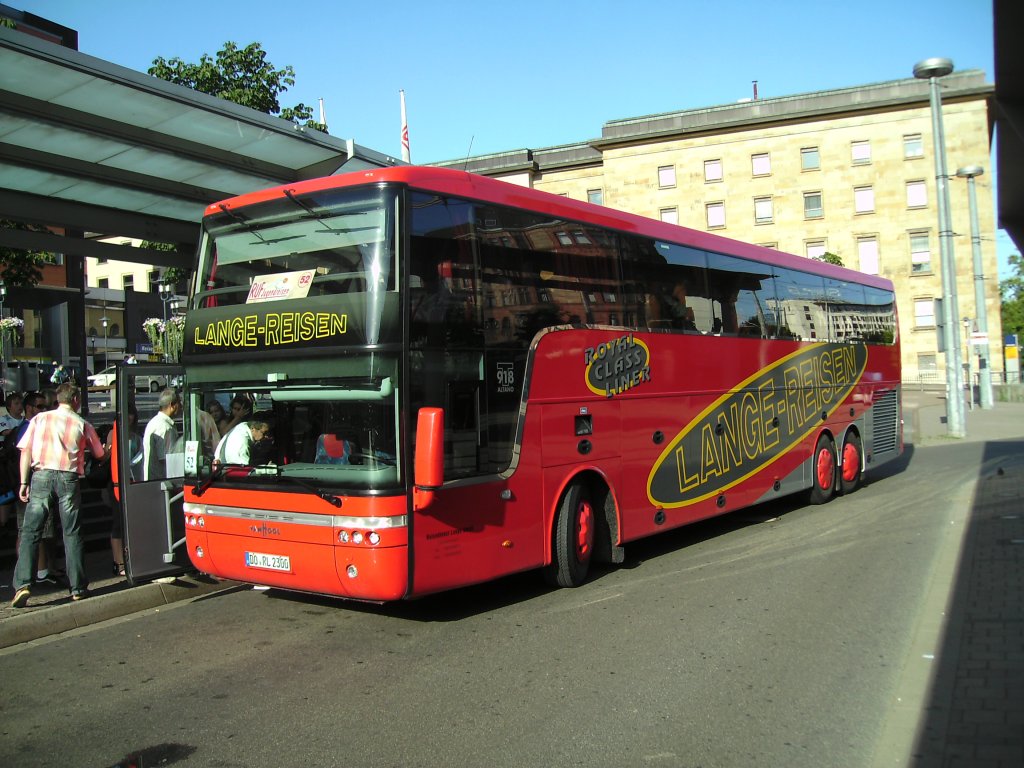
[206,165,894,292]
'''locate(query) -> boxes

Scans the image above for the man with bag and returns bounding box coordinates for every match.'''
[10,383,105,607]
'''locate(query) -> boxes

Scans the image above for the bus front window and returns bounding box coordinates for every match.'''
[188,374,401,493]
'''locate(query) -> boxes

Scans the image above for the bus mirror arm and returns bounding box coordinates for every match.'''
[413,407,444,512]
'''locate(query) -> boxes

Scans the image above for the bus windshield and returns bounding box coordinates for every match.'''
[187,362,401,492]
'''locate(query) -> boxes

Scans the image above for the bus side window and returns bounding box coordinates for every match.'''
[706,251,777,337]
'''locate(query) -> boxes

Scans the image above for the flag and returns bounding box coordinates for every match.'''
[400,89,411,163]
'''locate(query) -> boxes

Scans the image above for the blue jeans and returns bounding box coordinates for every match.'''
[13,470,86,594]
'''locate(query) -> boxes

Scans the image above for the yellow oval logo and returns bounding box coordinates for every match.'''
[647,343,868,507]
[584,334,651,398]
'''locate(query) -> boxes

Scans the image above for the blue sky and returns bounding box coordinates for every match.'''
[21,0,1013,276]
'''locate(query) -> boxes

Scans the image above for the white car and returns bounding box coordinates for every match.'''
[87,366,168,392]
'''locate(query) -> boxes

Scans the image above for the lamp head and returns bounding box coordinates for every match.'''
[913,58,954,79]
[955,165,984,179]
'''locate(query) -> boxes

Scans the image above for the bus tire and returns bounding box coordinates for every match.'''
[544,480,595,588]
[808,433,837,505]
[840,431,863,495]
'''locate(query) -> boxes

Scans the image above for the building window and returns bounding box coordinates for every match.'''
[801,147,820,171]
[751,153,771,176]
[658,166,676,188]
[804,191,823,219]
[123,275,134,291]
[854,185,875,214]
[910,231,931,273]
[914,298,936,328]
[660,207,679,225]
[148,270,160,291]
[805,240,827,260]
[904,134,924,159]
[587,189,603,206]
[917,353,937,377]
[857,236,879,275]
[98,278,108,289]
[851,140,871,165]
[754,196,773,224]
[704,159,723,182]
[906,180,928,208]
[705,202,725,229]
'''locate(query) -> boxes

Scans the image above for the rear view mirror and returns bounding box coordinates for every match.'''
[413,407,444,510]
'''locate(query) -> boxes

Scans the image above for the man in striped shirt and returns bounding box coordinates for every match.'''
[11,383,105,607]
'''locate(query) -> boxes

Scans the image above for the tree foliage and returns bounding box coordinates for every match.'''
[148,41,326,132]
[1001,252,1024,339]
[0,221,50,288]
[815,251,844,267]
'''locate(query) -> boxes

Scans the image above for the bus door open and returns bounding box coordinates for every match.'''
[113,363,188,584]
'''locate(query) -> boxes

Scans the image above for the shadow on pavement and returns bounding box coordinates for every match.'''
[910,438,1024,767]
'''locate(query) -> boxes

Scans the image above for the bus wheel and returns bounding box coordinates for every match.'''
[840,432,863,495]
[809,434,837,505]
[544,481,595,588]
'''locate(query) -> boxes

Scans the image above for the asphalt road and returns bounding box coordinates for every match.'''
[0,438,989,768]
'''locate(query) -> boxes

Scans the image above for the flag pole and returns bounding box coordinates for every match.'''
[400,89,411,163]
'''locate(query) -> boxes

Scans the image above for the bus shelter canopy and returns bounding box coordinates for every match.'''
[0,23,397,267]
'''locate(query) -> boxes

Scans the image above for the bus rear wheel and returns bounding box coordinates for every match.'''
[840,432,863,495]
[544,481,595,588]
[808,433,837,505]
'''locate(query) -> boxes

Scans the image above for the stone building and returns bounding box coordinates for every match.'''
[435,70,1000,384]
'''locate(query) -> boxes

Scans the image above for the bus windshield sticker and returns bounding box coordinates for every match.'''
[647,342,868,508]
[584,334,651,398]
[246,270,316,303]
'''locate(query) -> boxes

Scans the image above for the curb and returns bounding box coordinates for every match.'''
[0,575,240,649]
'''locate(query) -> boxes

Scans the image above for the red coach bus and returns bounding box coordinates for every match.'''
[180,165,901,600]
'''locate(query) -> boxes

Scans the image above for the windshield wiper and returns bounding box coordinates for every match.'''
[192,463,227,496]
[272,469,343,508]
[192,463,267,495]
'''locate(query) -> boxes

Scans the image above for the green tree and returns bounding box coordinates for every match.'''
[148,41,326,132]
[816,251,844,267]
[0,220,51,288]
[1000,252,1024,339]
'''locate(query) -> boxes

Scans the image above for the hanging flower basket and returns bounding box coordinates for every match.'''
[165,315,185,362]
[142,317,164,352]
[0,317,24,362]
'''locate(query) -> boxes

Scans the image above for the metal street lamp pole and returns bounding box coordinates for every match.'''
[962,317,973,411]
[955,165,994,409]
[159,280,173,361]
[100,316,109,370]
[914,57,965,438]
[0,279,6,364]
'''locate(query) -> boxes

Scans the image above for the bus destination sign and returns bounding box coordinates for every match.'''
[191,311,348,351]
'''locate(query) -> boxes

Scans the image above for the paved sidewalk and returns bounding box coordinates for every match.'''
[0,546,237,648]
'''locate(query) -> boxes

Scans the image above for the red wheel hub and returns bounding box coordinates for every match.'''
[575,500,594,561]
[842,442,860,482]
[816,447,835,490]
